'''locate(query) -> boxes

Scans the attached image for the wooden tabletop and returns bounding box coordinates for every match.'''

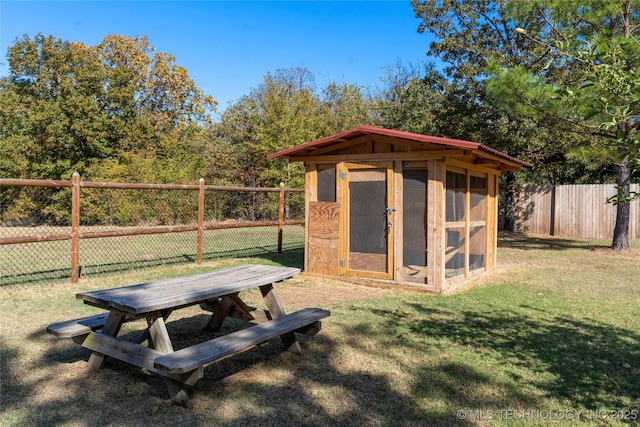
[76,264,301,315]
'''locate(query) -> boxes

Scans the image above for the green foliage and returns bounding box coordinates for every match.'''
[374,61,444,135]
[41,189,73,225]
[156,200,173,225]
[204,67,378,223]
[79,196,109,226]
[0,186,73,226]
[411,0,638,244]
[321,81,375,131]
[208,67,376,191]
[0,191,37,225]
[411,0,626,177]
[486,1,640,156]
[176,197,196,224]
[0,33,215,183]
[112,193,141,225]
[0,33,218,226]
[485,0,640,247]
[607,184,640,205]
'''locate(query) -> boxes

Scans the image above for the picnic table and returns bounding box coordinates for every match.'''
[47,264,330,405]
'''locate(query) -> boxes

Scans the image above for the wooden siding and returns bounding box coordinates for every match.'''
[516,184,640,239]
[307,202,340,276]
[427,159,446,291]
[486,174,499,268]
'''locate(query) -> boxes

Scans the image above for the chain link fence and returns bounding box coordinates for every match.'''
[0,176,305,288]
[1,182,74,286]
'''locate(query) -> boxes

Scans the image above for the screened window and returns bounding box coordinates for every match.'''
[317,166,336,202]
[445,170,466,278]
[446,171,466,222]
[403,169,428,283]
[469,174,487,272]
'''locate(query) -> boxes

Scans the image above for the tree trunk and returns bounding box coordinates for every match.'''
[611,5,634,251]
[612,157,632,250]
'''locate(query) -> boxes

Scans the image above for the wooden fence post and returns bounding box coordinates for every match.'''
[278,182,285,253]
[71,172,80,283]
[197,178,205,264]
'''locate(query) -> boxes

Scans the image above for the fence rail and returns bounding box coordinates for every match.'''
[516,184,640,239]
[0,174,305,287]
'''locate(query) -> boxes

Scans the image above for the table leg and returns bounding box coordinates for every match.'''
[147,316,192,403]
[229,294,258,321]
[148,316,174,353]
[139,310,173,347]
[165,379,190,406]
[87,311,125,369]
[206,295,234,331]
[259,283,302,355]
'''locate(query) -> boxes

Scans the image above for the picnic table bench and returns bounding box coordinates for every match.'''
[47,264,330,406]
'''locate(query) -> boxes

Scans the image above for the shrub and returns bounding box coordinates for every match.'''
[156,200,173,225]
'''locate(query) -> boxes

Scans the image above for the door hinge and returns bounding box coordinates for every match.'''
[339,171,346,180]
[339,259,346,267]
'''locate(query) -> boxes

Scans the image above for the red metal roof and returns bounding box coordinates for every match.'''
[268,125,533,168]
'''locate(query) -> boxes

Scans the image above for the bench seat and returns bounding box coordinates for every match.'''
[154,307,330,374]
[46,313,110,338]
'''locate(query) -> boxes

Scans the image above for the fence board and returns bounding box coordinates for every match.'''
[516,184,640,240]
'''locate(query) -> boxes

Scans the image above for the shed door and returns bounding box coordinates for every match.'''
[345,163,393,279]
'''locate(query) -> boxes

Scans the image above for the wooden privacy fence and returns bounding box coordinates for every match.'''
[515,184,640,239]
[0,174,304,285]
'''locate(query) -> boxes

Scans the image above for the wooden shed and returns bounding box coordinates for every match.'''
[269,126,531,293]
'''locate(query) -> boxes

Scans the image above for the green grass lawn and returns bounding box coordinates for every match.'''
[1,234,639,426]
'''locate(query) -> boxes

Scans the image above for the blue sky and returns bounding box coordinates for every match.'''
[0,1,436,112]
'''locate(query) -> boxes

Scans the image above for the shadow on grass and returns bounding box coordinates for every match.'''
[497,233,611,251]
[0,338,32,411]
[0,267,73,288]
[249,248,305,270]
[373,303,640,411]
[13,311,451,427]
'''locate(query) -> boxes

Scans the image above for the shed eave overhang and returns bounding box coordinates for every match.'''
[268,125,533,169]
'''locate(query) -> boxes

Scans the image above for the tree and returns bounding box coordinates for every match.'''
[0,34,215,182]
[210,67,377,190]
[410,1,561,234]
[0,34,216,225]
[486,0,640,249]
[207,95,262,187]
[252,67,326,187]
[373,61,445,135]
[321,81,376,132]
[206,68,322,221]
[411,0,625,236]
[207,68,378,221]
[0,35,107,178]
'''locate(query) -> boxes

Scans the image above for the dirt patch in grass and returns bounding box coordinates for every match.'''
[272,274,413,309]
